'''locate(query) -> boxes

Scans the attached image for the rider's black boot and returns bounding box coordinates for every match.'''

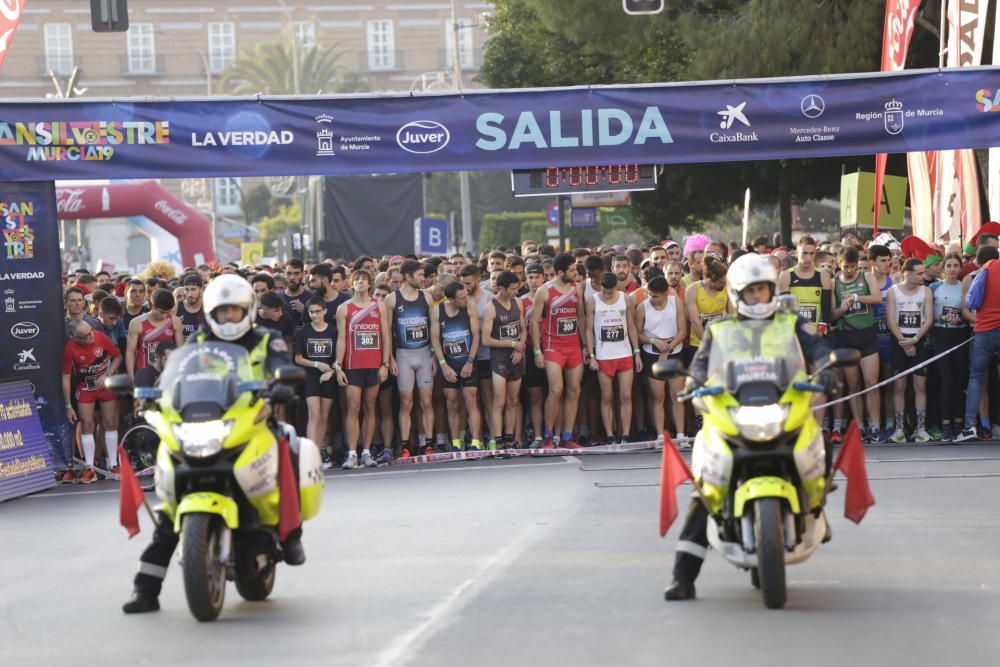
[283,535,306,566]
[122,590,160,614]
[664,580,696,601]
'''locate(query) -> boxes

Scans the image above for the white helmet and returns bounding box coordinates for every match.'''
[202,273,255,341]
[727,253,779,320]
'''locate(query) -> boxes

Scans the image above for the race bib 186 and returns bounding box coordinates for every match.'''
[405,324,428,344]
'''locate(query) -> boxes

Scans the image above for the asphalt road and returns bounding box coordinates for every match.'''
[3,444,999,667]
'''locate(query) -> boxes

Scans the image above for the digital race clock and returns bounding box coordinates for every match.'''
[511,165,658,197]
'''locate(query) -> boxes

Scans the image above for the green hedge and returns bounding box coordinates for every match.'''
[479,211,548,250]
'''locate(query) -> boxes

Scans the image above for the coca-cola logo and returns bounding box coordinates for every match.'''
[154,200,188,225]
[57,188,87,214]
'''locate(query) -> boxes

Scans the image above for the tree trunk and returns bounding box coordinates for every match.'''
[779,169,792,247]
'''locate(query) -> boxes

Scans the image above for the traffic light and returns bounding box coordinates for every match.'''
[622,0,664,15]
[91,0,129,33]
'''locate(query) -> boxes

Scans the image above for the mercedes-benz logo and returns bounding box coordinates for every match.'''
[801,94,825,119]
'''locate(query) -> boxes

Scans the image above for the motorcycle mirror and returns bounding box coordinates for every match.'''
[777,293,799,314]
[830,348,862,368]
[651,358,687,380]
[104,373,134,396]
[134,386,162,400]
[274,365,306,386]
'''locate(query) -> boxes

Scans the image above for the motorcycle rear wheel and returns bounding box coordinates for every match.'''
[753,497,787,609]
[235,560,276,601]
[182,513,228,622]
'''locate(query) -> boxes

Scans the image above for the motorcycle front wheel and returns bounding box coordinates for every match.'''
[753,497,787,609]
[182,513,228,622]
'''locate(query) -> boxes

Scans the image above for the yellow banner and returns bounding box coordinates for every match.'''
[241,242,263,266]
[840,171,907,229]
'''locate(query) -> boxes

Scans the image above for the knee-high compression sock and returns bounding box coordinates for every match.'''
[81,434,96,466]
[105,431,119,467]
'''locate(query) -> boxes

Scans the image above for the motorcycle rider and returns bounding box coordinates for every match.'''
[123,274,307,614]
[664,253,837,601]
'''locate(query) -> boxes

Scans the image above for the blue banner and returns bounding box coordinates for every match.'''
[0,68,997,181]
[0,380,55,501]
[0,181,72,474]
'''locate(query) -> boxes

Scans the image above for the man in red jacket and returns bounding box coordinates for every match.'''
[957,245,1000,441]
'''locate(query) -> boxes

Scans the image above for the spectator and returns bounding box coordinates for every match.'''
[957,246,1000,441]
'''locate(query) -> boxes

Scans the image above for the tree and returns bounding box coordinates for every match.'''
[259,200,302,252]
[220,25,370,95]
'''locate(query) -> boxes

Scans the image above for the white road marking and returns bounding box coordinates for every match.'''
[369,528,537,667]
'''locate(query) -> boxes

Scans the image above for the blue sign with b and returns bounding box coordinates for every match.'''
[414,217,448,255]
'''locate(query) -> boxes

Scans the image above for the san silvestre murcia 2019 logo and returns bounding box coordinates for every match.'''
[0,120,170,161]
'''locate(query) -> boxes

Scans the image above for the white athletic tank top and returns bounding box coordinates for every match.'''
[892,284,926,336]
[593,291,631,360]
[641,296,681,355]
[584,279,600,304]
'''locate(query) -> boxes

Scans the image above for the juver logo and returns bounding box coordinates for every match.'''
[397,121,450,154]
[11,321,38,339]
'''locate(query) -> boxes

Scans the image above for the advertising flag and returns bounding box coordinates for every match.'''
[0,1,26,71]
[874,0,921,232]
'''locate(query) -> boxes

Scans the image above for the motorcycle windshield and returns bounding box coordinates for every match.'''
[706,319,806,401]
[158,342,255,421]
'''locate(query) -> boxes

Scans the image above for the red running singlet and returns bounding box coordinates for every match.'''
[136,313,176,371]
[540,283,580,353]
[344,300,382,370]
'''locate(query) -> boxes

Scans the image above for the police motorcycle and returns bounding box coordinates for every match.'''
[107,341,324,621]
[653,298,859,609]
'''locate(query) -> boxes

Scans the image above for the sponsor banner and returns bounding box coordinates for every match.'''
[0,69,996,181]
[240,242,263,266]
[0,380,55,502]
[0,181,72,471]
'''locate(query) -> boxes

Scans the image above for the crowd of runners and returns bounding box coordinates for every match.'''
[58,227,1000,481]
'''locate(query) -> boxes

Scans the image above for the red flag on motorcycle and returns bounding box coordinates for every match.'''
[659,433,693,537]
[834,421,875,523]
[277,437,301,543]
[118,445,144,538]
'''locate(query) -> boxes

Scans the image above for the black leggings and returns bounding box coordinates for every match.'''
[933,327,971,422]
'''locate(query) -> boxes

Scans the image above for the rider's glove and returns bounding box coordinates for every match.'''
[818,369,839,397]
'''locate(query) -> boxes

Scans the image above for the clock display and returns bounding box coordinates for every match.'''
[511,164,657,197]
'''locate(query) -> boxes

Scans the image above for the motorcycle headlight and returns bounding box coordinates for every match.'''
[176,420,230,458]
[730,404,788,442]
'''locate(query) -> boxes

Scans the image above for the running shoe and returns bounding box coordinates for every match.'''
[830,430,843,446]
[486,440,498,451]
[929,426,943,442]
[321,449,333,470]
[59,470,77,484]
[868,428,887,444]
[361,451,375,468]
[979,427,993,441]
[424,446,434,456]
[79,468,97,485]
[467,442,483,451]
[341,453,358,470]
[397,448,412,460]
[450,443,464,453]
[540,437,555,450]
[529,437,543,450]
[108,465,121,475]
[559,439,584,450]
[992,424,1000,440]
[955,428,979,442]
[890,428,907,444]
[939,425,954,443]
[375,448,395,465]
[912,428,931,443]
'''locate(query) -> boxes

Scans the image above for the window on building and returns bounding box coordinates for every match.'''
[127,23,156,74]
[215,177,242,215]
[295,21,316,52]
[44,23,73,76]
[366,20,395,71]
[208,22,236,74]
[445,18,475,70]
